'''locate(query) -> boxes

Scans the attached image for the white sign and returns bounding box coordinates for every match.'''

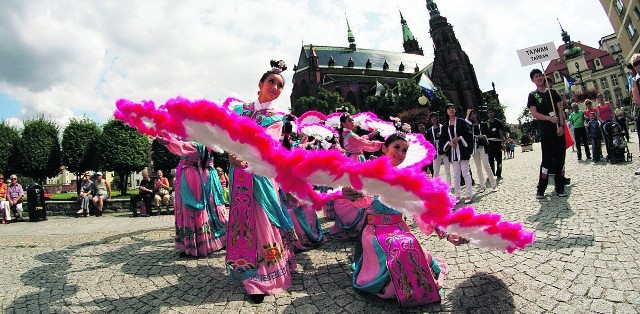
[517,42,560,67]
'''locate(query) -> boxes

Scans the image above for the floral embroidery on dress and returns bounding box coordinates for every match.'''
[259,243,283,265]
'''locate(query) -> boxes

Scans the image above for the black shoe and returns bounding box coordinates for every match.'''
[249,294,265,304]
[179,252,188,258]
[565,178,571,184]
[586,157,592,160]
[577,157,582,160]
[536,192,545,199]
[497,176,503,181]
[555,190,568,197]
[130,213,139,218]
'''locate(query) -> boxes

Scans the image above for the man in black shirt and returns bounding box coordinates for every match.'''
[485,109,505,180]
[131,170,154,217]
[526,69,567,198]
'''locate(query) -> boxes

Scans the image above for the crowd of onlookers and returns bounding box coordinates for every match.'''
[0,165,233,222]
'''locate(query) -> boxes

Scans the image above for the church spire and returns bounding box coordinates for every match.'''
[346,14,356,50]
[426,0,440,18]
[399,9,423,55]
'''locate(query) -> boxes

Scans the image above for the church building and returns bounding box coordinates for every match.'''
[290,0,484,113]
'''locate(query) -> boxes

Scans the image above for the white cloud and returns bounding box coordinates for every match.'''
[0,0,613,128]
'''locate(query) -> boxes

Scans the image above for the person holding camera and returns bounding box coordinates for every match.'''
[153,170,171,212]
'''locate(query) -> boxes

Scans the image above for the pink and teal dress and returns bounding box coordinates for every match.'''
[225,101,298,296]
[280,190,326,251]
[165,140,228,256]
[353,196,447,307]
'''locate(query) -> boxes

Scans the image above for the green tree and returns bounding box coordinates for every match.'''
[61,116,102,193]
[14,115,61,185]
[292,88,355,116]
[151,138,180,178]
[0,122,20,176]
[365,79,451,128]
[97,120,149,195]
[518,107,536,141]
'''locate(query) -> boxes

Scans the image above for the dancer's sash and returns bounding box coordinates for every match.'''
[225,168,258,279]
[374,216,441,307]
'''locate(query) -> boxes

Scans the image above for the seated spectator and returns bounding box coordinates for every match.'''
[520,133,532,145]
[153,170,171,212]
[76,172,94,217]
[0,174,10,224]
[91,172,111,216]
[7,174,24,221]
[131,170,154,217]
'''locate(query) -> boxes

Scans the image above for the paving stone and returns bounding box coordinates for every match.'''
[1,139,640,313]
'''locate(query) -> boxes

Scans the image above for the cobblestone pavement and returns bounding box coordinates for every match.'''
[1,136,640,313]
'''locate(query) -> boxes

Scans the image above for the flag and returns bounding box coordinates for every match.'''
[563,75,576,94]
[418,73,435,99]
[374,80,384,96]
[564,124,574,149]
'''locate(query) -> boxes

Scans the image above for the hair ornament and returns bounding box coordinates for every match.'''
[270,59,287,74]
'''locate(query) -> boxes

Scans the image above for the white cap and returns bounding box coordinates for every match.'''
[96,172,103,176]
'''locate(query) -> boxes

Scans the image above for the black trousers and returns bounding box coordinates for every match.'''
[616,118,629,141]
[573,127,590,159]
[131,193,153,215]
[487,141,502,178]
[537,133,566,194]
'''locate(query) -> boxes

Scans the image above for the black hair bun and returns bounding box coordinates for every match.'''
[270,60,288,72]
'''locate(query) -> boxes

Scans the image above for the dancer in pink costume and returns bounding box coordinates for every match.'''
[338,112,383,162]
[331,112,384,239]
[163,139,227,257]
[225,60,297,304]
[351,133,467,307]
[114,85,535,256]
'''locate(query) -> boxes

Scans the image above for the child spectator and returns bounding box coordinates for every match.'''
[508,138,515,159]
[587,112,602,162]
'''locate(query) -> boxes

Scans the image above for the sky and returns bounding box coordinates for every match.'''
[0,0,614,129]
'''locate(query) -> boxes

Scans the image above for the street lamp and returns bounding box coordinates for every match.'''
[574,62,587,92]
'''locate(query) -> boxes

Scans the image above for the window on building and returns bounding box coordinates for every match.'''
[595,59,601,67]
[615,0,625,15]
[615,92,623,105]
[634,7,640,20]
[611,74,620,87]
[627,22,637,39]
[600,77,610,89]
[554,72,560,81]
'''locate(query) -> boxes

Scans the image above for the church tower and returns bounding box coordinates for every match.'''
[400,10,424,56]
[426,0,483,110]
[346,15,356,51]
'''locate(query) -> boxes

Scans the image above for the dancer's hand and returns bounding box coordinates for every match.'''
[229,154,248,169]
[447,233,470,246]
